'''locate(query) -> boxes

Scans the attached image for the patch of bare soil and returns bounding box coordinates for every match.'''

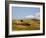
[16,25,28,28]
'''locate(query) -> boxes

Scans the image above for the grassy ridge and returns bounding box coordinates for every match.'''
[12,19,40,31]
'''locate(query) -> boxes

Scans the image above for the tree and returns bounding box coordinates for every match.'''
[20,20,23,22]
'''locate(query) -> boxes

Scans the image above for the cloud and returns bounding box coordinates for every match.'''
[25,13,40,20]
[35,13,40,19]
[12,13,40,20]
[25,15,34,19]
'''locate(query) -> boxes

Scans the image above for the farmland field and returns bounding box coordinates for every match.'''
[12,19,40,31]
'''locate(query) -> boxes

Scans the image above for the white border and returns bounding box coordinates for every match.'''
[9,4,43,35]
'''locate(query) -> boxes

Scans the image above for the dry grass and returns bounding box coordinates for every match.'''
[12,19,40,31]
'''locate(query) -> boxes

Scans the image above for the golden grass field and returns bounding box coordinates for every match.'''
[12,19,40,31]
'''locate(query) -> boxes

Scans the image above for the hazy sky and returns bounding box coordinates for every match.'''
[12,7,40,19]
